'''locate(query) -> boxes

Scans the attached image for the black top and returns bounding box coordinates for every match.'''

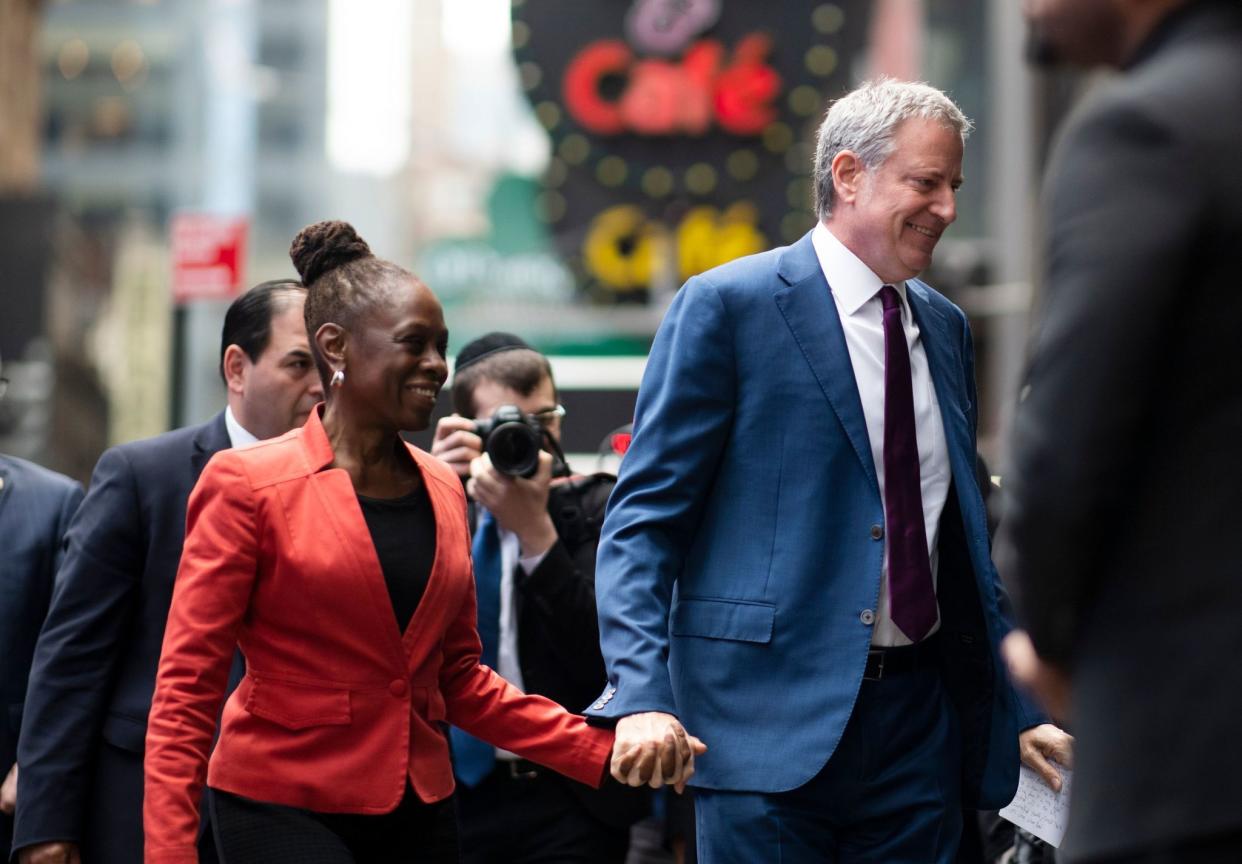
[357,484,436,633]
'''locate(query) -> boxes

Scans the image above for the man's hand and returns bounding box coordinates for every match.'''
[468,452,558,558]
[612,712,708,793]
[1002,629,1072,721]
[1018,723,1075,793]
[17,843,81,864]
[0,762,16,814]
[431,415,483,480]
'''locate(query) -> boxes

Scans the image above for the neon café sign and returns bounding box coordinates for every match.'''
[517,0,837,296]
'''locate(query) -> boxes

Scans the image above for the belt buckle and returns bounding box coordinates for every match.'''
[507,761,539,780]
[864,648,886,681]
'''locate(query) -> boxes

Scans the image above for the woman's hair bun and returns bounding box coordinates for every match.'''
[289,220,372,286]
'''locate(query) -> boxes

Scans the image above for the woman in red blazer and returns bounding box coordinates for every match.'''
[143,222,616,863]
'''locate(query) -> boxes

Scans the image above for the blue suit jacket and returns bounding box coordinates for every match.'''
[13,414,229,860]
[0,456,82,853]
[588,233,1034,809]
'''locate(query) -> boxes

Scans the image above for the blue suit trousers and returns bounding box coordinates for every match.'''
[695,666,962,863]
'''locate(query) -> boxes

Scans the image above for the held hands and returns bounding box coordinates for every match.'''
[1018,723,1075,793]
[612,712,708,793]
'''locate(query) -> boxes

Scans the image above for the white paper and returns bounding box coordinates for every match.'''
[998,763,1072,848]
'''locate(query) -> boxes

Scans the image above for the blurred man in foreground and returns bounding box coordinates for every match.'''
[433,333,647,863]
[1001,1,1242,861]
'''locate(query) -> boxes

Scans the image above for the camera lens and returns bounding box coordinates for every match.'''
[474,405,543,478]
[486,423,541,477]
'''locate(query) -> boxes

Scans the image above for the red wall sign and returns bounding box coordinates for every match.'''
[171,213,249,304]
[564,34,779,137]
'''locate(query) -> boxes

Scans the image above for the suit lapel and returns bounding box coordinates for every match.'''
[297,411,411,671]
[905,281,974,482]
[297,409,456,672]
[774,233,879,494]
[190,411,231,479]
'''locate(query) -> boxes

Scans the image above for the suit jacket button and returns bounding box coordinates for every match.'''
[389,679,408,698]
[870,524,884,540]
[860,609,875,625]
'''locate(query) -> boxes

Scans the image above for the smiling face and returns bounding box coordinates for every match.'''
[339,276,449,433]
[827,117,963,284]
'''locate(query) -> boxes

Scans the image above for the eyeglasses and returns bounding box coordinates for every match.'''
[531,404,566,426]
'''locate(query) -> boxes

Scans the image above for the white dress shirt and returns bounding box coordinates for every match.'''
[811,222,952,647]
[224,406,259,448]
[493,524,548,759]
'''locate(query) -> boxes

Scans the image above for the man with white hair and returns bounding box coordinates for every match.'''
[587,79,1069,861]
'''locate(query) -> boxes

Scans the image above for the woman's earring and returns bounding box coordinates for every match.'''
[330,367,345,388]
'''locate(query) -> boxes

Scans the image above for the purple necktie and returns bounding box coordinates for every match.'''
[879,285,937,643]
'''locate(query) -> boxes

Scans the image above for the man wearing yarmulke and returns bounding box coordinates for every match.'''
[433,333,648,863]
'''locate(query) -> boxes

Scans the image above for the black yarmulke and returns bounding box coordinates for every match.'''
[454,332,533,373]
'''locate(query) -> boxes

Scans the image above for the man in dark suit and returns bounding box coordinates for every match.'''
[12,280,322,864]
[999,2,1242,862]
[0,358,85,857]
[432,333,646,863]
[586,79,1070,862]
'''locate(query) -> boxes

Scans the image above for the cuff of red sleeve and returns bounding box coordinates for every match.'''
[568,723,615,789]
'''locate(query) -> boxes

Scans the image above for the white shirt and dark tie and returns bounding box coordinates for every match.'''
[492,526,548,760]
[810,221,952,648]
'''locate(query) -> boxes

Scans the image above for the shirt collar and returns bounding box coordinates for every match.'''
[811,221,907,316]
[224,405,260,448]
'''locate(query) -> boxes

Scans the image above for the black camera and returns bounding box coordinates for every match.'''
[473,404,544,478]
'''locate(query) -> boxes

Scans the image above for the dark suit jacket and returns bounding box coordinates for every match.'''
[0,456,83,854]
[12,414,230,862]
[998,1,1242,858]
[463,474,649,830]
[518,474,648,828]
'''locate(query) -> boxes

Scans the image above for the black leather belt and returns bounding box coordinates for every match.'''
[863,632,942,681]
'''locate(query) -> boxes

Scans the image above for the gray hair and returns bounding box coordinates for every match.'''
[813,78,972,220]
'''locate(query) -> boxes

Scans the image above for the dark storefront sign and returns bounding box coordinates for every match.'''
[512,0,868,302]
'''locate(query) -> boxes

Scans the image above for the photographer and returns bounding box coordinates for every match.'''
[432,333,645,864]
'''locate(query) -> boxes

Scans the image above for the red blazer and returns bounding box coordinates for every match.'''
[143,409,614,862]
